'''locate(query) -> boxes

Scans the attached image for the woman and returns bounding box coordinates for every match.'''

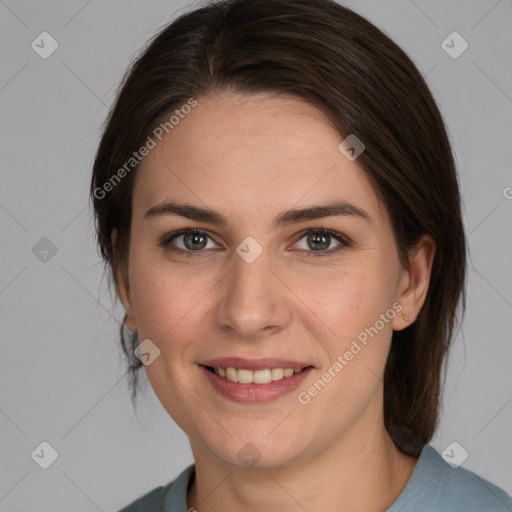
[90,0,512,510]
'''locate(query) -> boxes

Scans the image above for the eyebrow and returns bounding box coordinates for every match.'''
[143,199,372,228]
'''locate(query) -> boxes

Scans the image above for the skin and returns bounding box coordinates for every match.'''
[114,91,436,511]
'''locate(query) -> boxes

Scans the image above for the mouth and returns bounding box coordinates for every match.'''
[202,364,313,384]
[198,358,315,402]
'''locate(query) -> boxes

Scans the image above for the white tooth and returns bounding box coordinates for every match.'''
[253,369,272,384]
[226,367,238,382]
[237,369,253,384]
[271,368,284,381]
[218,367,302,383]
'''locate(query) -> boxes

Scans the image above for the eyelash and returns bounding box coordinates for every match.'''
[159,227,351,258]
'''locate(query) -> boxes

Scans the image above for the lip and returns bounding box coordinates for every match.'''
[199,364,314,403]
[199,357,313,371]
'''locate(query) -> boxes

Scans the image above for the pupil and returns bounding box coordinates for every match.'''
[185,232,207,250]
[309,232,329,251]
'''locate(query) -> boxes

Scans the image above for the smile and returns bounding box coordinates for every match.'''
[199,363,314,402]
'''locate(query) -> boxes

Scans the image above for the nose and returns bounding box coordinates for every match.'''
[214,247,293,340]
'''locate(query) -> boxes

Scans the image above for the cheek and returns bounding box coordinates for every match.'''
[297,269,396,422]
[300,260,397,387]
[128,254,204,342]
[303,264,391,337]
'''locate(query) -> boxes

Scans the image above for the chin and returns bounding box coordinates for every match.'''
[204,433,307,470]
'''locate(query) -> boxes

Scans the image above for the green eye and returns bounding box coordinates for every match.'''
[160,228,217,257]
[293,228,351,257]
[160,227,351,258]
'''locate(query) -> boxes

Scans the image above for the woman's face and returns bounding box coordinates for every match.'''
[118,92,424,468]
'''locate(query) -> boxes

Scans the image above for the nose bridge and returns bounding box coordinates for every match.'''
[215,243,291,338]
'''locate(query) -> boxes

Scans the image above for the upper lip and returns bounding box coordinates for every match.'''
[199,357,314,371]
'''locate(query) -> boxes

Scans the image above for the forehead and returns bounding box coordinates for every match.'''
[133,92,382,224]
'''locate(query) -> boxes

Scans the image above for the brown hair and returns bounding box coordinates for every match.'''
[90,0,467,457]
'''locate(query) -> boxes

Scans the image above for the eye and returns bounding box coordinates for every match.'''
[292,228,351,257]
[160,227,351,258]
[160,228,219,257]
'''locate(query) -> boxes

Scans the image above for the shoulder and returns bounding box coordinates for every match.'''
[118,484,169,512]
[436,464,512,511]
[388,445,512,512]
[117,464,195,512]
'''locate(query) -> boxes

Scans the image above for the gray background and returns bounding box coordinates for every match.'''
[0,0,511,510]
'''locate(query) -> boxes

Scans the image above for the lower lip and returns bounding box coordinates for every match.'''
[199,365,313,403]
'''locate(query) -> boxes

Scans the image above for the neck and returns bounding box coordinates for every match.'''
[187,399,419,511]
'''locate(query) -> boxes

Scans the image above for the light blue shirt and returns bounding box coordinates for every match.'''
[118,444,512,511]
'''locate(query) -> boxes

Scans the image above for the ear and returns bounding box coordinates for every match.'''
[393,234,436,331]
[111,229,137,331]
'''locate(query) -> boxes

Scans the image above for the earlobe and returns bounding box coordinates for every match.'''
[393,234,436,331]
[111,229,137,332]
